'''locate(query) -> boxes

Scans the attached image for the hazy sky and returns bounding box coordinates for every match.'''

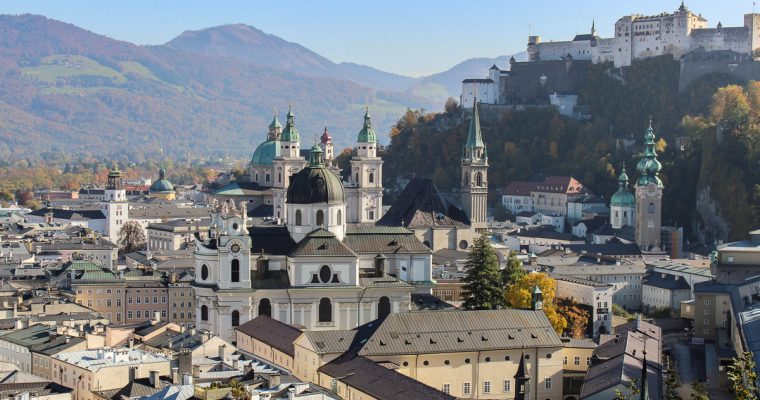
[2,0,753,76]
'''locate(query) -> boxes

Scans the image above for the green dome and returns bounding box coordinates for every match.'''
[611,163,635,207]
[281,107,300,142]
[357,109,377,143]
[150,168,174,193]
[108,166,122,178]
[251,139,281,166]
[286,146,344,205]
[636,121,663,187]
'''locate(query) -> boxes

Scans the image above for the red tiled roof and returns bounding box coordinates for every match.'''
[504,176,592,196]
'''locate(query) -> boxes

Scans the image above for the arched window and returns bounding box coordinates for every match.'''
[316,210,324,226]
[231,310,240,327]
[355,173,359,183]
[258,298,271,317]
[278,173,282,183]
[648,202,655,213]
[318,298,332,322]
[475,172,483,187]
[295,210,302,225]
[369,172,374,184]
[201,265,209,280]
[378,296,391,319]
[231,259,240,283]
[201,305,208,321]
[337,210,342,225]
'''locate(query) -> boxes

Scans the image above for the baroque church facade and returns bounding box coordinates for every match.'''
[193,111,435,344]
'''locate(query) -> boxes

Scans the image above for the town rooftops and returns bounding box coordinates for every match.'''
[54,348,168,372]
[504,176,591,196]
[29,335,86,356]
[301,330,357,355]
[378,178,470,229]
[0,325,52,346]
[359,309,562,356]
[235,315,302,357]
[129,207,213,220]
[26,208,106,221]
[552,273,612,288]
[248,226,297,256]
[642,272,691,291]
[290,229,357,258]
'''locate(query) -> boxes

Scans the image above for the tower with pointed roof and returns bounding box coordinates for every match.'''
[268,113,282,140]
[461,99,489,230]
[346,109,384,223]
[272,107,307,220]
[102,164,128,242]
[514,352,530,400]
[610,162,635,229]
[634,120,664,251]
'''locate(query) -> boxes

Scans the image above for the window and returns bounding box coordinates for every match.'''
[127,311,133,319]
[442,384,450,394]
[258,298,271,316]
[153,296,158,303]
[318,298,332,322]
[106,299,112,307]
[161,310,167,318]
[704,319,710,325]
[704,299,710,305]
[587,357,591,365]
[316,210,324,226]
[476,172,483,187]
[369,172,375,183]
[295,210,302,225]
[484,381,491,394]
[231,259,240,283]
[337,209,342,225]
[231,310,240,327]
[116,299,121,307]
[463,383,471,395]
[545,377,552,389]
[563,356,568,365]
[378,296,391,319]
[136,310,141,319]
[504,379,511,392]
[201,305,209,321]
[704,309,709,315]
[574,356,580,365]
[648,202,655,213]
[128,297,133,304]
[368,210,375,220]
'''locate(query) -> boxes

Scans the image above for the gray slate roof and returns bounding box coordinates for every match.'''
[378,178,470,229]
[290,229,356,257]
[360,309,562,356]
[302,330,357,354]
[235,315,302,357]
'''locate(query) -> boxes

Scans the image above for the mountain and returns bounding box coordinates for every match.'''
[408,52,528,102]
[165,24,415,92]
[0,15,435,161]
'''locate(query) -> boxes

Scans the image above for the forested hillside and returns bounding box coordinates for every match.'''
[382,57,756,242]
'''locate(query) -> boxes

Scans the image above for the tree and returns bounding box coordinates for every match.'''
[501,250,526,286]
[664,356,683,400]
[118,220,146,254]
[728,351,758,400]
[690,380,709,400]
[229,379,249,400]
[505,273,567,334]
[444,97,459,115]
[558,299,591,339]
[460,235,506,310]
[615,379,640,400]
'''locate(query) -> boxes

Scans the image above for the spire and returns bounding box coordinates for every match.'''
[640,341,649,400]
[308,144,324,166]
[281,105,299,142]
[636,119,663,187]
[357,107,377,143]
[465,98,485,152]
[269,113,282,130]
[321,125,332,144]
[159,165,166,180]
[618,162,629,188]
[591,19,596,36]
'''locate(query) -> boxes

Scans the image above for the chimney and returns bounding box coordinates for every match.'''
[153,311,161,323]
[268,374,280,389]
[128,338,134,349]
[218,345,227,362]
[374,254,387,278]
[149,370,160,389]
[171,367,179,385]
[182,373,193,386]
[288,388,295,400]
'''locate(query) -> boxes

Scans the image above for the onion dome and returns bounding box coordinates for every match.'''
[108,166,122,179]
[150,167,174,193]
[321,126,332,144]
[357,108,377,143]
[250,139,281,166]
[610,163,635,207]
[280,106,300,142]
[636,120,663,187]
[286,145,345,205]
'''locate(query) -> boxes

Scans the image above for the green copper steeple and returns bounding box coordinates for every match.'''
[357,108,377,143]
[611,162,635,207]
[281,106,300,142]
[636,120,663,187]
[463,98,486,160]
[308,143,324,166]
[269,113,282,130]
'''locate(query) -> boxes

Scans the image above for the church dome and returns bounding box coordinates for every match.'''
[251,139,281,166]
[611,189,635,207]
[357,109,377,143]
[286,145,345,205]
[150,168,174,193]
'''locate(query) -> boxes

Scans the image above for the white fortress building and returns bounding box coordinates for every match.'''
[528,2,760,67]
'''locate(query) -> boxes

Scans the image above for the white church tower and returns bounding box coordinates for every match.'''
[346,109,384,223]
[101,166,128,243]
[272,107,307,220]
[610,163,635,229]
[461,99,489,230]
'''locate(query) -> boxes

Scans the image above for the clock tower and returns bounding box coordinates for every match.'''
[461,98,488,230]
[634,120,664,251]
[531,285,543,310]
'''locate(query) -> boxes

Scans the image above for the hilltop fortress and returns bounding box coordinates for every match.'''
[529,2,760,67]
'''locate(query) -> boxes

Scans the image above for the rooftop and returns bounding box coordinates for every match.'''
[235,315,302,357]
[54,348,169,371]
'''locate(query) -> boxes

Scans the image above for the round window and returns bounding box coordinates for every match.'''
[232,223,239,231]
[459,240,468,250]
[464,358,471,364]
[402,361,408,367]
[319,265,331,283]
[444,360,450,365]
[423,360,429,366]
[201,264,209,280]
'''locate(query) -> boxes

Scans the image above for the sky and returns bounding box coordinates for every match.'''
[1,0,755,77]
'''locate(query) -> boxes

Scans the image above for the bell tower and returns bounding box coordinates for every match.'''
[531,285,543,310]
[272,106,307,220]
[461,99,488,230]
[634,120,664,251]
[347,109,384,223]
[102,165,128,243]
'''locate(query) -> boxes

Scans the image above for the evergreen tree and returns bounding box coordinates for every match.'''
[501,250,526,286]
[690,380,709,400]
[728,351,758,400]
[461,235,506,310]
[664,356,683,400]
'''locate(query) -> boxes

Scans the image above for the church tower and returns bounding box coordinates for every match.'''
[102,165,128,243]
[272,107,307,220]
[634,120,664,250]
[461,99,488,230]
[346,109,384,223]
[610,163,636,229]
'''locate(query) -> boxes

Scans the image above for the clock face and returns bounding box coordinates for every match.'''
[535,301,543,309]
[231,243,241,254]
